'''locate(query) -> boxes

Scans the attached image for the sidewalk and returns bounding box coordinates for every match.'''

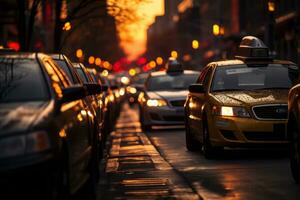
[98,104,201,200]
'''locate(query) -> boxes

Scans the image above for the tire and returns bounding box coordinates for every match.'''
[185,118,201,151]
[202,121,222,159]
[44,152,70,200]
[290,121,300,183]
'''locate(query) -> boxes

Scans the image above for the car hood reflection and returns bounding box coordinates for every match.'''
[0,101,50,135]
[213,89,289,106]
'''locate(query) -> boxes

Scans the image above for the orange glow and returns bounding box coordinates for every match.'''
[88,56,95,64]
[171,50,178,59]
[108,0,164,60]
[62,21,71,31]
[95,58,101,66]
[213,24,220,36]
[76,49,83,58]
[156,57,163,65]
[268,1,275,12]
[149,61,156,68]
[129,68,136,76]
[192,40,199,49]
[103,61,111,69]
[59,129,67,138]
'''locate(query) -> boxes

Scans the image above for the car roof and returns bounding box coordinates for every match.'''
[208,59,297,67]
[49,53,65,60]
[150,70,200,77]
[0,52,42,60]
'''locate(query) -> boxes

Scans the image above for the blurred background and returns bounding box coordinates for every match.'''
[0,0,299,73]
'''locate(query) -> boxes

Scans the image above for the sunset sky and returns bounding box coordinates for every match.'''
[108,0,164,61]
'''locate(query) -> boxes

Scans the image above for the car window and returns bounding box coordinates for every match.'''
[211,64,300,92]
[0,58,49,102]
[147,73,199,91]
[45,61,70,88]
[76,68,89,83]
[203,67,214,91]
[54,59,77,84]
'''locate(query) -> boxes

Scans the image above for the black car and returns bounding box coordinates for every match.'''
[0,53,102,199]
[50,54,104,158]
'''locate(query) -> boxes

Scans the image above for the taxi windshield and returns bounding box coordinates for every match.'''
[147,73,199,91]
[211,64,299,92]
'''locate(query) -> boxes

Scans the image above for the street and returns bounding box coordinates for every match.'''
[99,104,300,200]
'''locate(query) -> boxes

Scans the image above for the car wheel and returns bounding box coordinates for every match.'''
[185,118,201,151]
[202,121,221,159]
[290,122,300,183]
[44,152,70,200]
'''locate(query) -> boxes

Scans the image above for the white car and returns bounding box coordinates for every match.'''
[139,69,200,131]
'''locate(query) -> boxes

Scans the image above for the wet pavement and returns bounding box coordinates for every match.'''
[99,104,300,199]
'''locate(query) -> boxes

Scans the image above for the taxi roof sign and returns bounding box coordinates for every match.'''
[166,57,183,73]
[235,36,272,61]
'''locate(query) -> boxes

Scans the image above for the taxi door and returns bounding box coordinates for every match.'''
[189,66,214,141]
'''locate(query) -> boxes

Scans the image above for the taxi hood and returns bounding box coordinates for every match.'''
[0,101,52,136]
[147,90,189,101]
[213,89,288,107]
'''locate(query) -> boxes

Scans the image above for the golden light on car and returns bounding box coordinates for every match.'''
[171,50,178,59]
[146,99,167,107]
[192,40,199,49]
[127,86,137,94]
[62,21,71,31]
[88,56,95,64]
[213,24,220,36]
[156,57,163,65]
[129,68,136,76]
[95,58,101,66]
[149,61,156,68]
[101,69,109,77]
[80,110,87,116]
[268,1,275,12]
[59,129,67,138]
[76,49,83,58]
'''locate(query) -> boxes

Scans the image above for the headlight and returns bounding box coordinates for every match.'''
[0,131,50,159]
[146,99,167,107]
[213,106,250,117]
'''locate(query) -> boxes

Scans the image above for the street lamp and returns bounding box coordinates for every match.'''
[192,40,199,49]
[76,49,83,58]
[171,50,178,59]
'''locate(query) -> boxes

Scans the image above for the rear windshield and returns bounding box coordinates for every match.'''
[147,73,199,91]
[211,64,300,92]
[0,58,49,102]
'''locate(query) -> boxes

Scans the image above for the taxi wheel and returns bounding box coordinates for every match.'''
[185,118,201,151]
[290,122,300,183]
[202,122,217,159]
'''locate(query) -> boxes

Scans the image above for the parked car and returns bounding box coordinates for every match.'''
[127,72,148,106]
[185,36,299,158]
[50,54,104,162]
[288,83,300,183]
[0,52,101,199]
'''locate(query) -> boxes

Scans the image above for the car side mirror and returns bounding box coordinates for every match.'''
[60,85,86,103]
[110,85,119,90]
[84,83,102,95]
[102,84,108,92]
[189,84,205,93]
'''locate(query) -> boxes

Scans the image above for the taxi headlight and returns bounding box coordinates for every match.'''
[146,99,167,107]
[214,106,250,117]
[0,131,50,159]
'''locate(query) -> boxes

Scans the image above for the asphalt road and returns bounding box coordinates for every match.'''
[99,104,300,199]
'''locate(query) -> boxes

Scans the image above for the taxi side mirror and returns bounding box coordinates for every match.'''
[84,83,102,95]
[60,85,86,103]
[189,84,205,93]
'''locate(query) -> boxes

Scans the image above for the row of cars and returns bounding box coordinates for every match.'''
[132,36,300,183]
[0,51,122,199]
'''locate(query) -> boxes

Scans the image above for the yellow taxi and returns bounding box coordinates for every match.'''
[185,36,299,158]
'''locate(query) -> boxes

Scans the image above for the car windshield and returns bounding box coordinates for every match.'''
[211,64,300,92]
[147,73,199,91]
[0,58,49,102]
